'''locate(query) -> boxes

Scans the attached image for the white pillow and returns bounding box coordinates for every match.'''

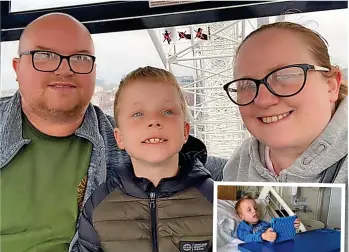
[217,200,241,247]
[217,199,241,223]
[216,198,270,247]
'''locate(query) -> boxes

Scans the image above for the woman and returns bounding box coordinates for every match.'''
[223,22,347,183]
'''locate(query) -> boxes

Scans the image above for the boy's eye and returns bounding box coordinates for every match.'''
[163,110,173,115]
[132,112,143,117]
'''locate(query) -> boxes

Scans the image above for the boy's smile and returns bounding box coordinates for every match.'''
[142,137,168,144]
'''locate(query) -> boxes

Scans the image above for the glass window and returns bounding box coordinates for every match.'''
[1,8,347,158]
[10,0,116,12]
[0,41,19,97]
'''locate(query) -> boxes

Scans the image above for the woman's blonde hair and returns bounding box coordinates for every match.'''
[236,22,347,108]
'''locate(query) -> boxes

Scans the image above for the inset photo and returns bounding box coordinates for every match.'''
[214,182,345,252]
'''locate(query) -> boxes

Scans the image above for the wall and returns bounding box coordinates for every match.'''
[242,186,324,221]
[280,187,321,221]
[217,186,237,200]
[325,187,342,229]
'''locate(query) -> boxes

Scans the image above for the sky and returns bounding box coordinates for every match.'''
[1,5,348,93]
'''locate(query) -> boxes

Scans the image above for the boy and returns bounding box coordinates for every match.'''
[78,66,213,252]
[235,195,300,242]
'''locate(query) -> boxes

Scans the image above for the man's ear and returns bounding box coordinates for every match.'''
[327,69,342,103]
[12,58,20,82]
[114,128,125,150]
[183,121,190,143]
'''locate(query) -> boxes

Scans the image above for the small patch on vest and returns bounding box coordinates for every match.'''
[179,240,209,252]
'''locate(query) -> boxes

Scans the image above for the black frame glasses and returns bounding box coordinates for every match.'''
[223,64,330,106]
[19,50,96,74]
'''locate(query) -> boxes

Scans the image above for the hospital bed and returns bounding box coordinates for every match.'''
[216,186,308,252]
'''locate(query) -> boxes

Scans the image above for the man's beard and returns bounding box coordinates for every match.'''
[31,96,88,123]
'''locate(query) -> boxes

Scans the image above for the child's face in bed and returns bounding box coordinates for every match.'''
[239,199,260,224]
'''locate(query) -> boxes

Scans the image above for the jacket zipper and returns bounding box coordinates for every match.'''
[149,191,158,252]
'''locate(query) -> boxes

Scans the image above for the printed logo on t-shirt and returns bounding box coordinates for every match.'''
[253,225,266,233]
[179,240,210,252]
[77,175,88,211]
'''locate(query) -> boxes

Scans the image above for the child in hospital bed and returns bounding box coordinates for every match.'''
[235,195,300,242]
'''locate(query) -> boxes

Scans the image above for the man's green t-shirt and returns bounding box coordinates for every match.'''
[0,115,92,252]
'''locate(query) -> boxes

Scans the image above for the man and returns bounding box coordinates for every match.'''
[0,13,130,252]
[0,13,226,252]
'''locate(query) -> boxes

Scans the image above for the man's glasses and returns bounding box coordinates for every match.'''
[223,64,330,106]
[19,50,96,74]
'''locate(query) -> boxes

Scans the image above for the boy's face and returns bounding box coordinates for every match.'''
[239,199,260,224]
[114,80,190,166]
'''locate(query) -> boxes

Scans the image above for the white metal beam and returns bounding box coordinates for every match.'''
[147,29,167,68]
[173,63,232,78]
[172,54,234,61]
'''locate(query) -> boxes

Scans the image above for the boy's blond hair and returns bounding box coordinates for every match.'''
[114,66,188,127]
[235,195,255,215]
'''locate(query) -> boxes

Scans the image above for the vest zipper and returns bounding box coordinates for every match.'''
[149,191,158,252]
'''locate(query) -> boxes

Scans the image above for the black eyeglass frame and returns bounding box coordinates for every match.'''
[223,64,330,106]
[19,50,96,74]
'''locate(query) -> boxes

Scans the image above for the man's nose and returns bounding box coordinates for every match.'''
[54,58,73,76]
[253,84,279,108]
